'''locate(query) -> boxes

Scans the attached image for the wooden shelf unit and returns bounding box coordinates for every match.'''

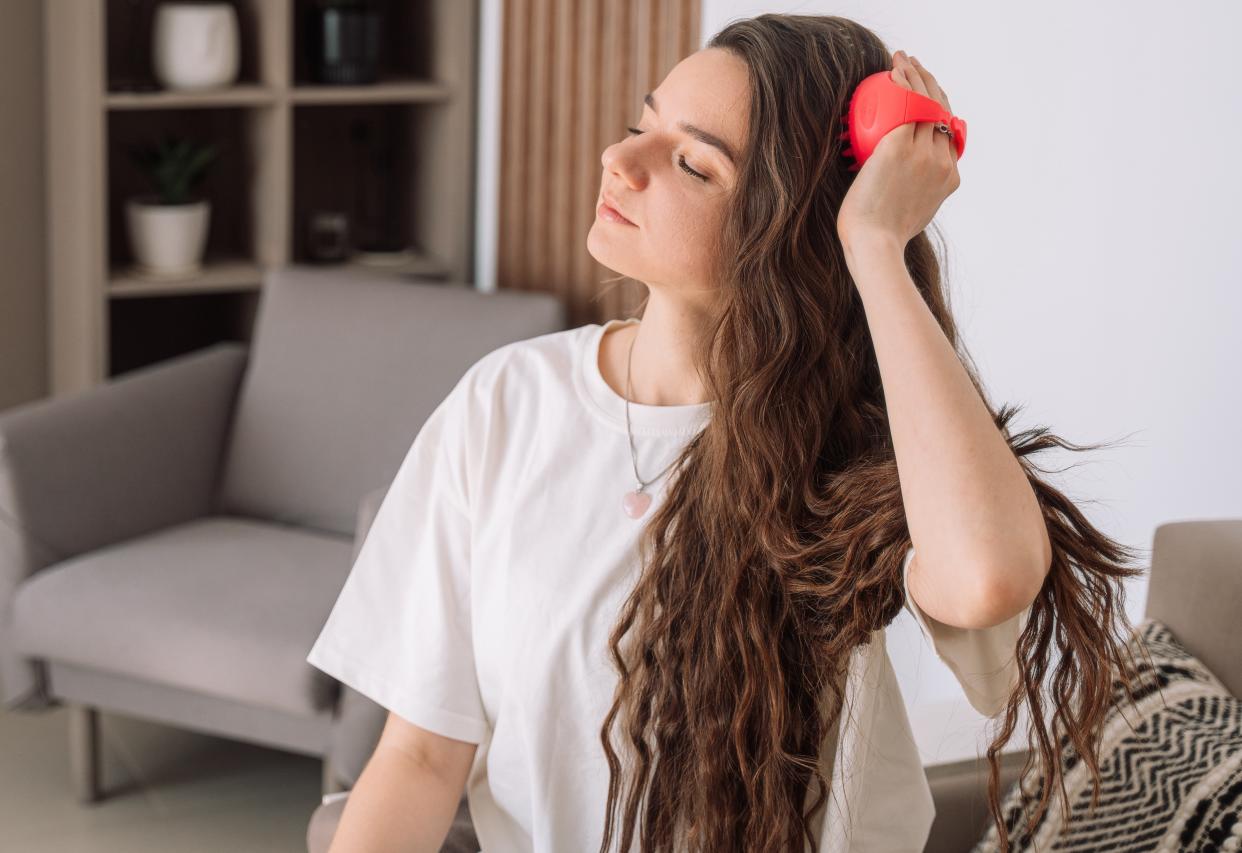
[45,0,479,392]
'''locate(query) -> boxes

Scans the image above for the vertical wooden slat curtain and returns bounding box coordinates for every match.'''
[499,0,701,326]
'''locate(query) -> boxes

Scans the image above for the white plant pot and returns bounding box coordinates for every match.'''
[152,2,240,91]
[125,196,211,277]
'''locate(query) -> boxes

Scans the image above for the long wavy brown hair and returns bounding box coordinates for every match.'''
[594,13,1148,853]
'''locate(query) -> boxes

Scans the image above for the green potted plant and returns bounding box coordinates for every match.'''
[125,134,218,277]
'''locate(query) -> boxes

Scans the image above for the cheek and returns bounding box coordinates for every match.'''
[653,210,722,277]
[677,202,727,259]
[659,197,719,241]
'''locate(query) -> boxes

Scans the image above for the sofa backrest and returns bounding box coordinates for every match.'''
[214,265,566,537]
[1144,519,1242,697]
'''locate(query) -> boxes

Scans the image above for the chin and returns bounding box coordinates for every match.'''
[586,225,639,278]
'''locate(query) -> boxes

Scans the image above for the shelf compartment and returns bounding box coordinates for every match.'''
[108,289,260,379]
[106,106,269,274]
[291,102,438,272]
[106,0,268,95]
[291,0,437,87]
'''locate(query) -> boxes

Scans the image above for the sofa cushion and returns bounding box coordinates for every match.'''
[972,618,1242,851]
[12,516,353,717]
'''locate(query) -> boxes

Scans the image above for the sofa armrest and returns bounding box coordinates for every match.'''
[0,341,247,708]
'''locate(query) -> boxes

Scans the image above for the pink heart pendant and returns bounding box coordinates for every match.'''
[622,490,652,518]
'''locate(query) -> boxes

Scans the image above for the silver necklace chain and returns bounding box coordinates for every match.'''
[624,327,682,494]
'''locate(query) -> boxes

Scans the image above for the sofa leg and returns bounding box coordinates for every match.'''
[322,756,347,797]
[67,703,101,803]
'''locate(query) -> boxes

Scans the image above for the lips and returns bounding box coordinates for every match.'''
[601,193,637,226]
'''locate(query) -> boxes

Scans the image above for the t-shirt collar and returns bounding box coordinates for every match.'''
[577,318,712,436]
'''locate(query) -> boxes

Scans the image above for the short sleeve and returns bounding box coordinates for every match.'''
[306,372,489,744]
[901,545,1027,718]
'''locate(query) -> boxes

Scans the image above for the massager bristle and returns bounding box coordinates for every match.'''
[839,113,860,170]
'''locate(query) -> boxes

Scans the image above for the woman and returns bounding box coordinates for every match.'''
[308,13,1145,853]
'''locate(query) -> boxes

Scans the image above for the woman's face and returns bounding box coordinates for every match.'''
[587,48,749,294]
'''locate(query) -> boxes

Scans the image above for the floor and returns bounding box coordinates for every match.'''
[0,702,324,852]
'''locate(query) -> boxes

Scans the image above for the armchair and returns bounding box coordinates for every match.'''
[0,264,565,810]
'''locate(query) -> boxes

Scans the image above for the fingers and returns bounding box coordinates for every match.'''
[907,55,959,168]
[892,51,930,146]
[889,52,917,144]
[894,51,956,163]
[908,55,950,114]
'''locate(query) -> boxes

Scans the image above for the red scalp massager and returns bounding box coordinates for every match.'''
[839,69,967,171]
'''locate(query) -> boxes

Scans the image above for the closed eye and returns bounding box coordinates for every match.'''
[624,127,709,182]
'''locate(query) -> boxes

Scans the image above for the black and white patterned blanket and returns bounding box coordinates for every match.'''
[972,618,1242,853]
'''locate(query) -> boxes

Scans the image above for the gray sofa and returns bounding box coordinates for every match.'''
[0,264,565,804]
[307,519,1242,852]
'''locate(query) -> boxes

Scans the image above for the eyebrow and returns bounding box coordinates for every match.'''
[644,92,737,168]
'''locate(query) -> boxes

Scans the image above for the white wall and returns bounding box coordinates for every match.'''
[473,1,1242,764]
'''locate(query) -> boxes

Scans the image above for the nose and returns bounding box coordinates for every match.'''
[601,138,646,188]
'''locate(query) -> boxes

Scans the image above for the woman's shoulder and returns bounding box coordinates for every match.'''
[457,323,595,396]
[435,323,595,438]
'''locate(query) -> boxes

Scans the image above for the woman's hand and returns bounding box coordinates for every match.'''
[836,50,961,253]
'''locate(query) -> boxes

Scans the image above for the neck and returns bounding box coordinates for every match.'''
[615,296,714,407]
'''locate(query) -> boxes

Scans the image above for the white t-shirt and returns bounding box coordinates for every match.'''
[306,317,1029,853]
